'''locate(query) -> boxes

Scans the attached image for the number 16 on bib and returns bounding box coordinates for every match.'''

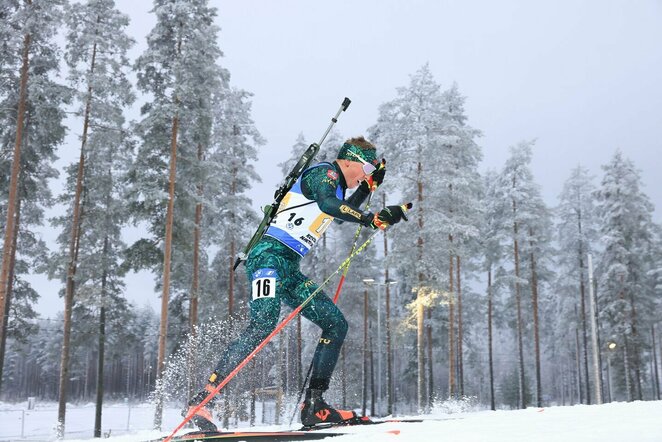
[251,268,278,301]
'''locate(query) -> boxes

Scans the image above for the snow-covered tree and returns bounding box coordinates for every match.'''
[370,64,449,410]
[553,165,600,404]
[493,140,555,408]
[370,64,482,408]
[129,0,229,427]
[46,0,136,434]
[594,151,657,401]
[0,0,68,395]
[201,86,263,322]
[431,82,483,397]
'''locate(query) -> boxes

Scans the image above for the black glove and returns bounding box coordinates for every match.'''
[358,159,386,193]
[368,159,386,192]
[370,203,412,230]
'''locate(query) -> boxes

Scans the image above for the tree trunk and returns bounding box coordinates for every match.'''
[529,229,542,407]
[416,160,426,412]
[456,255,464,397]
[370,334,375,416]
[416,290,425,412]
[577,237,591,404]
[381,192,393,414]
[58,32,99,437]
[0,198,21,395]
[512,196,526,409]
[0,26,31,381]
[154,22,184,428]
[187,143,204,401]
[623,336,632,401]
[229,239,235,316]
[487,268,495,411]
[228,162,238,316]
[384,233,393,415]
[448,251,455,399]
[189,152,203,330]
[652,325,660,400]
[575,326,582,404]
[154,111,179,429]
[94,236,109,438]
[627,288,643,400]
[426,307,433,408]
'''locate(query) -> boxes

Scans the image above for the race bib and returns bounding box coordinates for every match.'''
[251,268,278,301]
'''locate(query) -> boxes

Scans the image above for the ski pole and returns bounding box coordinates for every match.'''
[289,193,375,425]
[164,228,382,442]
[333,193,374,303]
[234,97,352,271]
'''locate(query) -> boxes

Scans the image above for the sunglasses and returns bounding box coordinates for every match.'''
[346,150,377,176]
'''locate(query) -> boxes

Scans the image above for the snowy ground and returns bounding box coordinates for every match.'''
[1,400,661,442]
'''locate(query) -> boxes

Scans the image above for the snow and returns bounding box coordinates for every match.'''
[1,400,660,442]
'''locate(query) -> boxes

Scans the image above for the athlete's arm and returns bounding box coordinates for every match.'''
[301,166,372,226]
[345,181,371,208]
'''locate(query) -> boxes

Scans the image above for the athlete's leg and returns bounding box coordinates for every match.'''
[187,240,292,430]
[281,272,355,425]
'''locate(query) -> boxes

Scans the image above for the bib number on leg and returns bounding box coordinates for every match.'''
[251,268,278,301]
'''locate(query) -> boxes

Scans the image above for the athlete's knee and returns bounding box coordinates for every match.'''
[322,314,347,343]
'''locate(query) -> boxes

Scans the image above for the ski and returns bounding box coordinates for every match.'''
[155,416,430,442]
[299,416,424,431]
[150,429,342,442]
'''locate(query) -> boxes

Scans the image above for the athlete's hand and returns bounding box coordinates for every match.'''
[371,203,413,230]
[366,159,386,192]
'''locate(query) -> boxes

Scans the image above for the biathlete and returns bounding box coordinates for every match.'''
[187,136,410,430]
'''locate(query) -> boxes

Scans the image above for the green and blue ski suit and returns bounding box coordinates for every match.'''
[211,161,372,392]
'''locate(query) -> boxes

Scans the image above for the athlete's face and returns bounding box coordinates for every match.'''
[341,160,370,189]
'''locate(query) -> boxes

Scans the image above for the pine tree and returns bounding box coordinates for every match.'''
[202,86,263,320]
[554,165,600,404]
[0,0,68,396]
[430,82,483,397]
[594,151,656,401]
[370,65,482,407]
[494,140,553,408]
[481,169,507,410]
[47,0,135,435]
[129,0,228,427]
[370,64,451,410]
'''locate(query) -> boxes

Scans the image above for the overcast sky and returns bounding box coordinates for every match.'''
[32,0,662,317]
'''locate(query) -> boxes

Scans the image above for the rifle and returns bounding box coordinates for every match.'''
[234,97,351,270]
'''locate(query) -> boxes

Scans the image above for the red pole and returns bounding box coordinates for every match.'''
[163,228,383,442]
[333,192,373,303]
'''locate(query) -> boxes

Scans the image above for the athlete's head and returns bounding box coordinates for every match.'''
[336,136,378,189]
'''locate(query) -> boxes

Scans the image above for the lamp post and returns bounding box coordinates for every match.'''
[363,278,398,416]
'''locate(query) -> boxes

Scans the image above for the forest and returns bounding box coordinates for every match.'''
[1,0,661,437]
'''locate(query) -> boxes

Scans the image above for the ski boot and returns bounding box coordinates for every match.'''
[300,388,357,427]
[184,384,218,432]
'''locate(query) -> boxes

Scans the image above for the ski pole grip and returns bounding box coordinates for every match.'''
[400,202,413,221]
